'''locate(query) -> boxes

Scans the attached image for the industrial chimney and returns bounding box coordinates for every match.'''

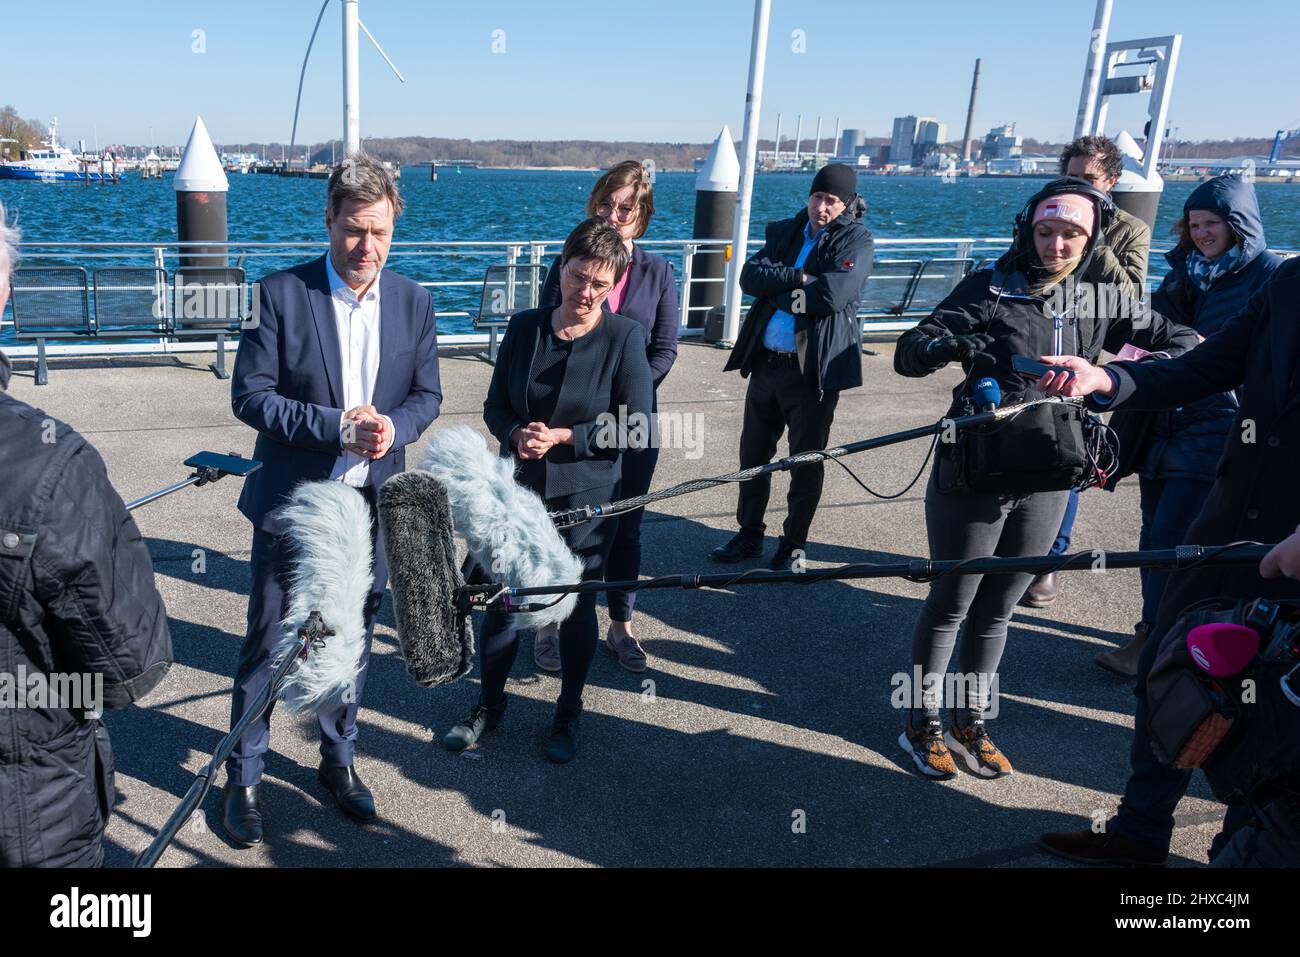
[961,58,982,162]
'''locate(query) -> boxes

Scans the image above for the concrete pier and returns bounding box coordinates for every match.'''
[5,344,1229,867]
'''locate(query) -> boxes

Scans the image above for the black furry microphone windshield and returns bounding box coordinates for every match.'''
[378,471,474,687]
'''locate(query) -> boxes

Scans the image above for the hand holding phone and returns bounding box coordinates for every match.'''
[1011,354,1073,379]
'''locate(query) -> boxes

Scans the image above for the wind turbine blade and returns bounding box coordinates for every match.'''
[290,0,332,155]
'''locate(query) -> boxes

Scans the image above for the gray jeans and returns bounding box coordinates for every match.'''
[908,463,1070,725]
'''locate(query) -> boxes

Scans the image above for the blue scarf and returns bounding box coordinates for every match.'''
[1185,244,1242,292]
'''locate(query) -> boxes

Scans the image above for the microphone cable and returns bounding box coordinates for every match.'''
[548,397,1075,529]
[477,541,1274,614]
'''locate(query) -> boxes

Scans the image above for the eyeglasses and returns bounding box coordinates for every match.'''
[562,263,612,294]
[595,201,638,222]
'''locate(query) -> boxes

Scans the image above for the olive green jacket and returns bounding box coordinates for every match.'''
[1084,205,1151,301]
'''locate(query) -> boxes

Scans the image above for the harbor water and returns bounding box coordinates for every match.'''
[2,168,1297,340]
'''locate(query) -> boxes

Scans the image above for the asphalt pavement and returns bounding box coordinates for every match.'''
[5,340,1229,867]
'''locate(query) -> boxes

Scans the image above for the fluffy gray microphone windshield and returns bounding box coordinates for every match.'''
[273,481,372,715]
[421,425,583,632]
[377,471,473,686]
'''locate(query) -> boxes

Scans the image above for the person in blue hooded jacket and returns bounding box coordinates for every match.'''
[1094,174,1284,678]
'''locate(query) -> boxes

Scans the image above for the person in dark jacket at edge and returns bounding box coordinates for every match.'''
[0,202,173,867]
[1036,254,1300,868]
[1094,173,1283,678]
[891,179,1198,781]
[711,163,875,571]
[1022,134,1153,610]
[536,160,678,674]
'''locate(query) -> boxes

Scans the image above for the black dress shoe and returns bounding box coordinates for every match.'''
[711,532,762,564]
[768,538,801,571]
[318,763,376,821]
[1038,826,1168,866]
[222,781,263,847]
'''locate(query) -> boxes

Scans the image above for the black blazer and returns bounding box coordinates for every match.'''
[539,243,679,386]
[483,306,653,500]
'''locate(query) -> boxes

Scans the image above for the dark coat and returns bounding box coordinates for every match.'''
[231,256,443,532]
[483,306,653,501]
[1134,175,1285,483]
[539,244,679,387]
[1095,257,1300,628]
[0,394,172,867]
[725,203,875,396]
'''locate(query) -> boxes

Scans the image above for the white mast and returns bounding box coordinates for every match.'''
[343,0,361,155]
[1074,0,1114,138]
[721,0,772,345]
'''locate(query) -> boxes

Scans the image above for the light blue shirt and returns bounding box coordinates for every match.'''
[762,222,819,354]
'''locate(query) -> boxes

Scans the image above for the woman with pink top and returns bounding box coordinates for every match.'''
[536,161,679,673]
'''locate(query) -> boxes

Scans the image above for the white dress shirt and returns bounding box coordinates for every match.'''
[325,254,388,487]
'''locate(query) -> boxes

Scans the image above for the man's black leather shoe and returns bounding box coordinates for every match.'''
[318,763,376,822]
[768,538,801,571]
[1038,827,1168,867]
[222,781,263,847]
[711,533,762,564]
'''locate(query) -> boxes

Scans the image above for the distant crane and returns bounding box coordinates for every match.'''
[1270,127,1300,164]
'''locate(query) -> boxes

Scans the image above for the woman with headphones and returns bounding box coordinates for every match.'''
[891,179,1200,781]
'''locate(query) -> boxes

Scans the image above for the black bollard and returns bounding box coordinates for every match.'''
[690,126,739,330]
[174,116,230,270]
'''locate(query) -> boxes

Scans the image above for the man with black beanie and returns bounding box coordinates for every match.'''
[712,163,875,569]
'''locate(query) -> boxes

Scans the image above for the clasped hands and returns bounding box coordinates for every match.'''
[342,405,395,460]
[512,422,574,460]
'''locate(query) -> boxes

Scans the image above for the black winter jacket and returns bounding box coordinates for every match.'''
[0,393,172,867]
[724,204,875,395]
[895,266,1201,422]
[1094,257,1300,629]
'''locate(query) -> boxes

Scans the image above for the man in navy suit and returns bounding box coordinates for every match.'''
[223,152,441,846]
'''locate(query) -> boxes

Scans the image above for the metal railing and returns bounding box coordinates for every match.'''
[1,236,1012,356]
[8,235,1282,359]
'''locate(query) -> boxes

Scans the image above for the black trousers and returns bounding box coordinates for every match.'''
[736,351,840,547]
[477,483,618,717]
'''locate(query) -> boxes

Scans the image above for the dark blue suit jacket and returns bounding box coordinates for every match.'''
[232,255,442,531]
[539,243,679,386]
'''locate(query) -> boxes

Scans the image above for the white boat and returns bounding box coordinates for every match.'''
[0,118,125,182]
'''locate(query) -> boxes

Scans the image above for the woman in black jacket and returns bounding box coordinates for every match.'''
[892,179,1199,781]
[538,161,679,673]
[443,218,653,763]
[1095,173,1284,677]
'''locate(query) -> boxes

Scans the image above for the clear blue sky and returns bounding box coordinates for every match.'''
[2,0,1295,149]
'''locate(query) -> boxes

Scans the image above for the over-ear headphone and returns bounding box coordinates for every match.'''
[1011,176,1116,245]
